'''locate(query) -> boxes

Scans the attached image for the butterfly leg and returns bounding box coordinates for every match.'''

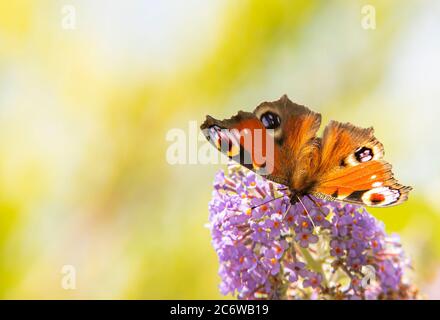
[295,194,316,229]
[282,203,292,220]
[306,194,329,217]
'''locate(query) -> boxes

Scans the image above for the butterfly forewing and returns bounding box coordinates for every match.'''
[200,111,286,185]
[314,121,412,207]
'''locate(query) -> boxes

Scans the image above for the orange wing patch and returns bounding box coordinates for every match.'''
[314,160,412,207]
[315,120,411,207]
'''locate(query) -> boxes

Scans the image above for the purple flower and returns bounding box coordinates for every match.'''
[265,213,284,238]
[262,249,281,275]
[295,230,319,248]
[250,220,268,243]
[284,261,308,282]
[346,238,366,258]
[207,164,419,300]
[303,272,323,289]
[310,208,331,228]
[377,260,403,291]
[272,240,289,259]
[330,240,346,257]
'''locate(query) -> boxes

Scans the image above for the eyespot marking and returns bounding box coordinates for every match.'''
[361,187,401,206]
[260,112,281,130]
[355,147,373,163]
[370,193,385,204]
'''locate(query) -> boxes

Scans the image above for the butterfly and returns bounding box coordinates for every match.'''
[200,94,412,207]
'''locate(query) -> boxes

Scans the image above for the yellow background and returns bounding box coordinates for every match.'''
[1,0,439,298]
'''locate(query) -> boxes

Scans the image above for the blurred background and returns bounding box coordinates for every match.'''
[0,0,439,299]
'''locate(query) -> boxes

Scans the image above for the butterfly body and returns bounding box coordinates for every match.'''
[201,95,412,208]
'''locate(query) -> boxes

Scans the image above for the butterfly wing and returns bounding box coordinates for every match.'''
[201,109,288,185]
[200,95,321,187]
[313,121,412,207]
[201,96,412,207]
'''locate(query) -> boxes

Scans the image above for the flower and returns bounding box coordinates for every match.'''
[284,261,307,282]
[295,230,319,248]
[207,164,419,300]
[330,240,346,257]
[303,272,323,289]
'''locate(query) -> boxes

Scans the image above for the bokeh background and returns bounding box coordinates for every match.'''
[1,0,440,299]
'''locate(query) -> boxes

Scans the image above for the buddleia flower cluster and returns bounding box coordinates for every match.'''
[207,164,419,300]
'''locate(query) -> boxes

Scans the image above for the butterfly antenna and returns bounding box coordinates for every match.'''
[250,195,285,210]
[296,194,316,229]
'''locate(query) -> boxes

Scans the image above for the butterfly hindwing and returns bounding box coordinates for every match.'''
[314,121,412,207]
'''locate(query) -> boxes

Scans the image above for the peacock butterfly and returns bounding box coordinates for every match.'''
[200,95,412,207]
